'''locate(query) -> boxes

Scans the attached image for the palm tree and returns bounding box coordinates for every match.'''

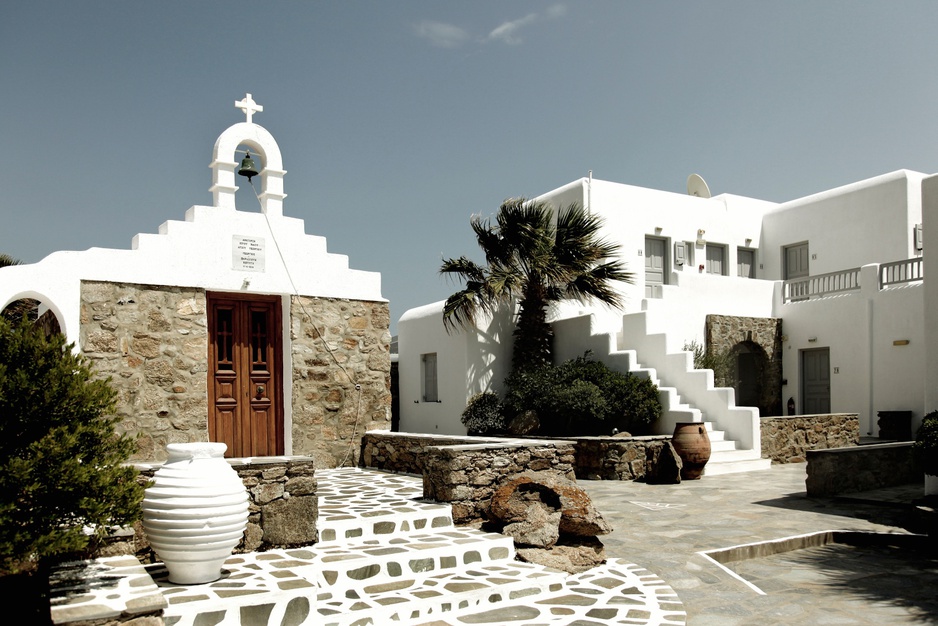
[441,198,633,372]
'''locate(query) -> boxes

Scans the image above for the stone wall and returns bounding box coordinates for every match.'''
[361,431,682,483]
[571,435,681,482]
[135,456,317,555]
[289,296,391,468]
[423,440,576,524]
[761,413,860,463]
[79,281,391,466]
[805,442,918,496]
[80,281,209,461]
[706,314,783,417]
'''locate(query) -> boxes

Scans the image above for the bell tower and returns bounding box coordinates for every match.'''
[209,93,287,216]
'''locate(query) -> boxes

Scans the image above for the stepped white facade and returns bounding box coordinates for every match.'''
[399,170,938,470]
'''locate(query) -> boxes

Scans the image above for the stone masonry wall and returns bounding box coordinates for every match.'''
[805,442,917,496]
[761,414,859,463]
[706,314,783,417]
[571,435,680,481]
[361,431,509,475]
[135,457,317,556]
[80,281,209,461]
[423,441,577,524]
[290,296,391,468]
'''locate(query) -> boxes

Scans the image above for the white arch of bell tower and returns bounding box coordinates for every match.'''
[209,93,287,216]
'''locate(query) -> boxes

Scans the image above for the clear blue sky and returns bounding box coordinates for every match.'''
[4,2,938,335]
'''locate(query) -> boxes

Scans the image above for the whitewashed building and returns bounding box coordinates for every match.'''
[0,95,391,465]
[399,169,938,468]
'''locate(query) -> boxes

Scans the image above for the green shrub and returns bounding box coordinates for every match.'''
[0,319,144,574]
[461,391,506,435]
[503,355,661,436]
[914,411,938,476]
[685,340,736,388]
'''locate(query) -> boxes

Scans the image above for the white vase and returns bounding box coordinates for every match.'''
[142,442,249,584]
[926,473,938,496]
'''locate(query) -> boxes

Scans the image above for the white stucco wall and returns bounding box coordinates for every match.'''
[761,171,924,280]
[397,301,514,435]
[399,170,932,439]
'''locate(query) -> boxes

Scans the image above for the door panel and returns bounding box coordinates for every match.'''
[208,293,283,457]
[785,243,809,279]
[802,348,830,415]
[645,236,666,297]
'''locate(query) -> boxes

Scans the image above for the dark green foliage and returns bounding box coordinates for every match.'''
[914,411,938,476]
[460,392,506,435]
[503,355,661,436]
[0,319,144,574]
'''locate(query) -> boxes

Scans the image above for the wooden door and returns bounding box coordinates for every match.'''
[785,243,809,279]
[802,348,831,415]
[208,293,283,457]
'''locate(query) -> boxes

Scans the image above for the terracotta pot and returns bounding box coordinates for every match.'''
[142,443,248,584]
[672,422,711,480]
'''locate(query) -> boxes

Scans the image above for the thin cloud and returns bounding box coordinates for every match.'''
[415,20,470,48]
[486,4,567,45]
[487,13,538,45]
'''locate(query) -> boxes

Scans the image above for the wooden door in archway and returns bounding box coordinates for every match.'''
[208,293,283,457]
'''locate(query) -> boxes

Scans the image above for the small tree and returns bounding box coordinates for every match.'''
[0,319,144,574]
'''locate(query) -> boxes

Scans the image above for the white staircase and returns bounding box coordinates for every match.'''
[552,313,771,476]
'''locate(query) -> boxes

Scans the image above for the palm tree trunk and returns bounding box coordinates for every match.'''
[511,286,553,372]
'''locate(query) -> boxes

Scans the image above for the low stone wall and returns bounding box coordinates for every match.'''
[570,435,679,481]
[360,431,505,475]
[761,413,860,464]
[423,440,576,524]
[805,442,918,497]
[135,456,317,556]
[361,430,681,483]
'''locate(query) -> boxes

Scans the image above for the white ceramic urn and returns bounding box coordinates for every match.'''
[142,442,249,584]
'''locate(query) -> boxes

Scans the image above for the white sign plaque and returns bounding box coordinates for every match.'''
[232,236,266,272]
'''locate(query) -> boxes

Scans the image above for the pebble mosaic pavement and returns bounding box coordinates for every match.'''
[49,467,686,626]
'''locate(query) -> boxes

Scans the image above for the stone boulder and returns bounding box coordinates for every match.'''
[644,441,683,485]
[507,410,540,436]
[516,536,606,573]
[489,471,612,539]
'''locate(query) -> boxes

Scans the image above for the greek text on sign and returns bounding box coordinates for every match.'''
[233,236,266,272]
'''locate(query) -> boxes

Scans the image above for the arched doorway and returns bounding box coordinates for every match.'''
[732,341,768,413]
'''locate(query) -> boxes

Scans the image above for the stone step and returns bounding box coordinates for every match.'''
[318,501,454,544]
[310,528,518,594]
[705,449,773,476]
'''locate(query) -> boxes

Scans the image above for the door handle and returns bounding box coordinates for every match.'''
[255,384,265,398]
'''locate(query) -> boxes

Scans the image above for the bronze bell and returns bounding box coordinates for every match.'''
[238,151,259,182]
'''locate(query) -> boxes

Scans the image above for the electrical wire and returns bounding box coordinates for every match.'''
[248,179,364,467]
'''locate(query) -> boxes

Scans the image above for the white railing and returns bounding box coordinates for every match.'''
[783,267,861,303]
[880,257,923,288]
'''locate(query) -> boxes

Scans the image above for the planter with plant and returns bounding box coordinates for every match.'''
[914,411,938,496]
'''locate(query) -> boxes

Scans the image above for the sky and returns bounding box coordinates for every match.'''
[5,2,938,335]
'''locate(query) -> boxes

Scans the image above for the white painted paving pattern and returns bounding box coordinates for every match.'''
[51,467,686,626]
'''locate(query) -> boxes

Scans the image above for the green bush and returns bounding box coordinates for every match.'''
[503,355,661,436]
[685,340,736,388]
[0,319,144,574]
[914,411,938,476]
[461,391,506,435]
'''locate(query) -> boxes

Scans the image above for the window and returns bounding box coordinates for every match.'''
[737,248,755,278]
[421,353,438,402]
[705,244,726,275]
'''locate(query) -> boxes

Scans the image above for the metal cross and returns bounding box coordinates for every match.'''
[235,93,263,123]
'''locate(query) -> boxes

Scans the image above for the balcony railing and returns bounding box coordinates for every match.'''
[880,257,923,288]
[783,268,861,303]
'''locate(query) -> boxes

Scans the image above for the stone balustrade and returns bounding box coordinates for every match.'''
[761,413,859,463]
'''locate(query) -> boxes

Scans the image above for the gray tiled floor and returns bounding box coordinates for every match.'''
[580,464,936,625]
